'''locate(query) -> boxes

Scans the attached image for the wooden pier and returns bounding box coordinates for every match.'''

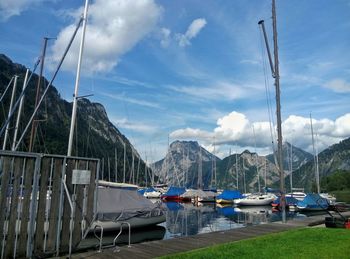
[65,212,349,259]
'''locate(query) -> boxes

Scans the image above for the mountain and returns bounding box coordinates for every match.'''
[152,141,221,189]
[266,142,313,172]
[287,137,350,192]
[217,150,280,192]
[153,140,314,192]
[0,54,152,185]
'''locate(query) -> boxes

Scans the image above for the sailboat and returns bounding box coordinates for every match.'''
[91,182,165,232]
[310,114,337,204]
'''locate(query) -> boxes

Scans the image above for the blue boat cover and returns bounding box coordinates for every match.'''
[297,193,328,209]
[216,190,242,200]
[138,188,146,195]
[163,186,186,196]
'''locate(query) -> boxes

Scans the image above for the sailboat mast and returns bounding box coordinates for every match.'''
[12,70,29,151]
[2,75,18,150]
[272,0,286,222]
[29,37,49,152]
[310,113,320,193]
[67,0,89,156]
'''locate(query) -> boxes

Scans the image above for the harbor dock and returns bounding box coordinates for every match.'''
[64,211,350,259]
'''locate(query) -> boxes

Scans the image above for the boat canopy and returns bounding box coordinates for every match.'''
[163,186,186,196]
[96,188,161,221]
[297,193,328,208]
[216,190,242,200]
[181,189,211,198]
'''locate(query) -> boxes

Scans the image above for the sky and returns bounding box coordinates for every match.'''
[1,0,350,162]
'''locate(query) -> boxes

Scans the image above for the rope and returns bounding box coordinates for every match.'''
[259,26,278,165]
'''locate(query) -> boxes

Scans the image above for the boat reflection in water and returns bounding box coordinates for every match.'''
[161,203,275,239]
[160,202,314,239]
[80,201,326,250]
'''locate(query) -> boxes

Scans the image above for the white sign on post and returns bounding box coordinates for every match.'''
[72,169,91,185]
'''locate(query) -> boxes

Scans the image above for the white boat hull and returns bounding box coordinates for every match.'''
[234,195,275,206]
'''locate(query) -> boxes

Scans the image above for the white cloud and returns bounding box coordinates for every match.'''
[111,117,157,134]
[49,0,162,73]
[169,81,260,101]
[159,27,171,48]
[175,18,207,47]
[102,92,161,109]
[324,79,350,93]
[0,0,48,21]
[170,128,213,140]
[170,111,350,157]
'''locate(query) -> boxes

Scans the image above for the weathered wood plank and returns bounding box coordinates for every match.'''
[0,156,12,247]
[4,157,23,258]
[17,158,35,257]
[34,156,51,252]
[46,157,64,252]
[72,160,87,249]
[60,158,75,253]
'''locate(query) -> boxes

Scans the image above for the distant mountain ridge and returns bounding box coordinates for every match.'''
[153,138,350,192]
[0,54,152,185]
[152,141,220,189]
[288,137,350,192]
[152,140,315,192]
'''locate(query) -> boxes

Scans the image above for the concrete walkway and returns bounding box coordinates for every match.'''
[64,211,350,259]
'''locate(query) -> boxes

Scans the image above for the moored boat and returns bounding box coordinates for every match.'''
[296,193,329,211]
[143,187,162,198]
[234,193,276,206]
[90,183,165,232]
[161,186,189,202]
[285,191,306,201]
[272,196,299,211]
[216,190,243,204]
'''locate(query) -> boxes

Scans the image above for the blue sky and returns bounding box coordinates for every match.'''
[1,0,350,162]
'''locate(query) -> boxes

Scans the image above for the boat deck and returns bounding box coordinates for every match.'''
[59,211,350,259]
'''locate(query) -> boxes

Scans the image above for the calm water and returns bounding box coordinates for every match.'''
[80,200,321,249]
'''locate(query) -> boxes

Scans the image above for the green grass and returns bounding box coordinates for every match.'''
[158,228,350,259]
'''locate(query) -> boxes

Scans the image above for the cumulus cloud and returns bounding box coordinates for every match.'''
[170,111,350,157]
[175,18,207,47]
[48,0,162,73]
[324,79,350,93]
[0,0,48,21]
[170,128,213,140]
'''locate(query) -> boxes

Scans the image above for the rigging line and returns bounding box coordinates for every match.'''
[0,60,40,138]
[0,76,15,104]
[14,16,84,151]
[259,27,276,141]
[259,25,277,163]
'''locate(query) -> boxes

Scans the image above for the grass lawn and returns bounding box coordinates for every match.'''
[158,228,350,259]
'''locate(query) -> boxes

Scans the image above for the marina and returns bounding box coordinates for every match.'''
[1,0,350,258]
[69,210,350,259]
[77,200,347,250]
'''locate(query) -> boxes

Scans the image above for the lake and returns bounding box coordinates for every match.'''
[80,200,319,249]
